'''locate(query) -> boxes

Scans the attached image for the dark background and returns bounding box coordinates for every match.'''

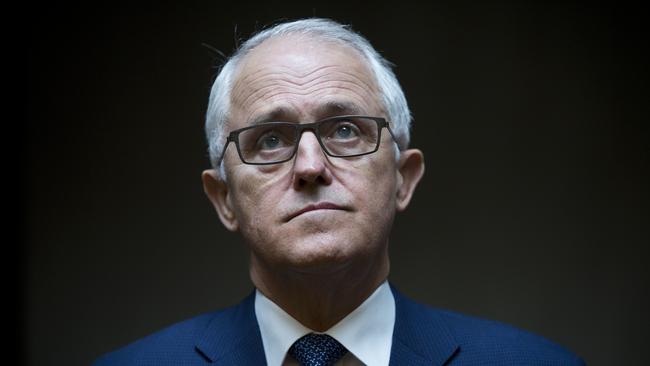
[21,1,648,365]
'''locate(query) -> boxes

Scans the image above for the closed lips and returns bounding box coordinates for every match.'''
[286,202,346,221]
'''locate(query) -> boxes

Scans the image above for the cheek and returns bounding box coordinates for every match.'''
[335,158,398,221]
[229,167,287,234]
[367,171,397,221]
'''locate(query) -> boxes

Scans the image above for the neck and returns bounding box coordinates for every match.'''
[250,250,389,332]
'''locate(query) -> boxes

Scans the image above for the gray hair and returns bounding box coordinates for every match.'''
[205,18,412,178]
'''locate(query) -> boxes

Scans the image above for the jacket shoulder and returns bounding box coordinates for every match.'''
[394,290,585,365]
[92,303,243,366]
[92,312,213,366]
[437,307,584,365]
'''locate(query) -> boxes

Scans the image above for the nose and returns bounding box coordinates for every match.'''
[291,131,333,189]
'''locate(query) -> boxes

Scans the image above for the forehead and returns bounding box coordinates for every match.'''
[229,35,383,126]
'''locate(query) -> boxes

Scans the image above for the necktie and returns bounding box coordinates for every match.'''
[289,333,349,366]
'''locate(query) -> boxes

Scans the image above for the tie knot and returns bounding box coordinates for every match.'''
[289,333,348,366]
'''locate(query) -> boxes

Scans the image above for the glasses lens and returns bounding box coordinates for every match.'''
[238,123,297,163]
[318,117,379,156]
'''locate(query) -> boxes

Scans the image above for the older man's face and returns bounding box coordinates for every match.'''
[205,36,421,274]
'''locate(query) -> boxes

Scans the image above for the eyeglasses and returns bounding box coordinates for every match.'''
[218,115,396,165]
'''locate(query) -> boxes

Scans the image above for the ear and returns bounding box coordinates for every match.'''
[201,169,239,231]
[395,149,425,212]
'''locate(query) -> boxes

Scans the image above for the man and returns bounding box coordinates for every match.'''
[94,18,584,365]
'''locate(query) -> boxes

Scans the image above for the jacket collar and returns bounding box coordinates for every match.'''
[390,284,460,365]
[195,291,266,364]
[195,286,459,365]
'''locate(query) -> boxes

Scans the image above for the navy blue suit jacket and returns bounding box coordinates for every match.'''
[94,286,584,365]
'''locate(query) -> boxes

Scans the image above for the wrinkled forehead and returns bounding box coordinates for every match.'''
[229,34,383,125]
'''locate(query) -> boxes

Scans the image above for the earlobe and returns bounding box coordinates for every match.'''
[201,169,239,231]
[395,149,425,212]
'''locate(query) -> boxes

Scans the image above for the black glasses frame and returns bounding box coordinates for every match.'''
[218,115,397,165]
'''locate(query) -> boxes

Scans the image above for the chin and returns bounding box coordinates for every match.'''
[284,237,356,273]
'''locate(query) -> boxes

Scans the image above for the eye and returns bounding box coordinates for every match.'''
[336,125,353,138]
[333,122,360,139]
[260,134,281,149]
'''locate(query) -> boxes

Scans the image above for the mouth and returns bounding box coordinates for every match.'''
[285,202,347,222]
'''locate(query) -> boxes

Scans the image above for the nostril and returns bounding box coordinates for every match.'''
[298,174,326,187]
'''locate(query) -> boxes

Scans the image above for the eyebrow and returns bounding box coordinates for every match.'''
[249,106,294,126]
[248,100,366,126]
[316,100,365,116]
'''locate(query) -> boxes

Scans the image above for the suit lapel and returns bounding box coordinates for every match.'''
[390,285,459,366]
[195,291,267,365]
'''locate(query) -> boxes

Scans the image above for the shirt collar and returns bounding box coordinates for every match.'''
[255,281,396,366]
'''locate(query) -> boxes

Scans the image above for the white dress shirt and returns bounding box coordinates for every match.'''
[255,281,396,366]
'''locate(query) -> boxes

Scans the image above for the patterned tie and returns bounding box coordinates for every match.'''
[289,333,349,366]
